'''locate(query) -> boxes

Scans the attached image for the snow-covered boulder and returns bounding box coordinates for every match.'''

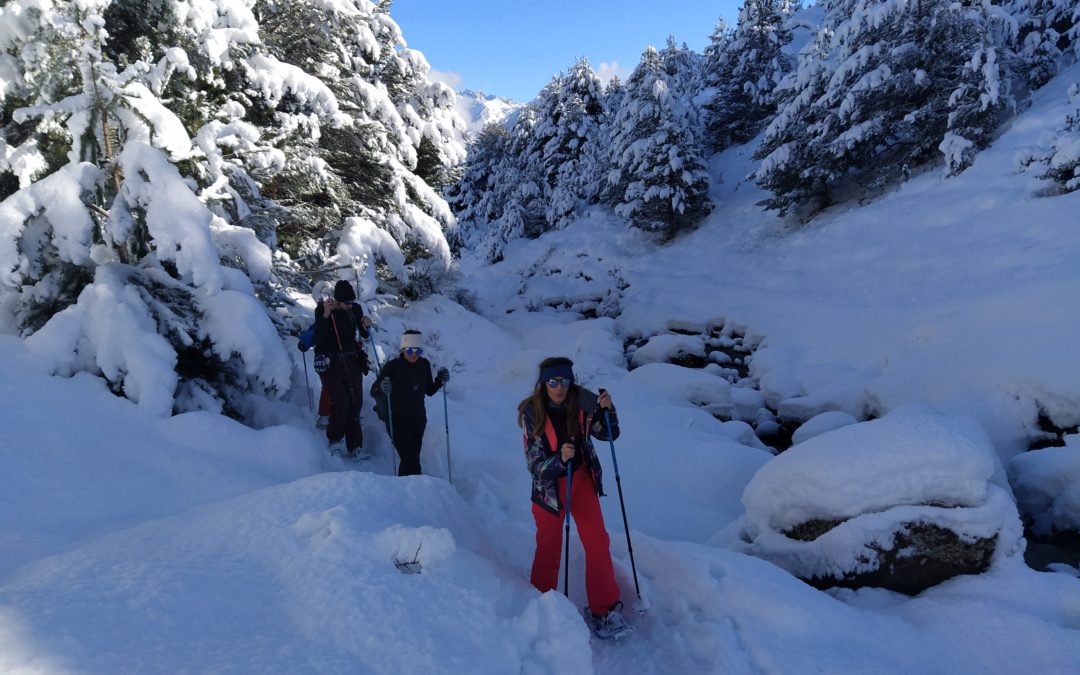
[625,362,734,419]
[630,333,707,369]
[1009,434,1080,537]
[742,413,1024,594]
[791,411,859,445]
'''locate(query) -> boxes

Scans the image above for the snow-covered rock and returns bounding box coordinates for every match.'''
[630,333,707,368]
[1009,434,1080,536]
[742,413,1024,593]
[792,410,860,445]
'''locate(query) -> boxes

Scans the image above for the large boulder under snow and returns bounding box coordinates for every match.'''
[742,413,1023,595]
[630,333,707,369]
[1009,434,1080,537]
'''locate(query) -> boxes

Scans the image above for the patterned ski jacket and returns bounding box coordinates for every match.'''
[521,387,620,515]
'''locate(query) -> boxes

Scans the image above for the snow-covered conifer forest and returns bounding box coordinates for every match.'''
[2,1,1079,672]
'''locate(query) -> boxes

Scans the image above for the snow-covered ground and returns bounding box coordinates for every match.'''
[3,60,1080,675]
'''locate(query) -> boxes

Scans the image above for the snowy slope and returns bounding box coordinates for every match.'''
[3,57,1080,675]
[465,61,1080,463]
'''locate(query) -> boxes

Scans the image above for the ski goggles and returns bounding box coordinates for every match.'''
[403,347,423,356]
[545,377,573,388]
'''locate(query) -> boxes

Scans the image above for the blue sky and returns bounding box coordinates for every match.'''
[389,1,745,102]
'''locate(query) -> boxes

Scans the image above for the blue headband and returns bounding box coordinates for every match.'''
[539,364,574,384]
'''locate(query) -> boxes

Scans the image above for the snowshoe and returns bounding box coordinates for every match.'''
[348,447,374,461]
[584,601,634,640]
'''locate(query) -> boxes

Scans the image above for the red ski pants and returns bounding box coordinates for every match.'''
[530,464,620,615]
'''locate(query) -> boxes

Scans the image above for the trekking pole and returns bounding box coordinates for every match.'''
[387,391,397,475]
[301,352,314,412]
[367,332,396,475]
[367,333,383,372]
[563,458,573,598]
[603,407,643,604]
[442,387,452,484]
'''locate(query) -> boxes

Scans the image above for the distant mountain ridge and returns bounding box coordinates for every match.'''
[455,89,524,137]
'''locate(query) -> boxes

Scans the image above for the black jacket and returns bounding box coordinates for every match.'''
[370,355,443,423]
[313,302,369,356]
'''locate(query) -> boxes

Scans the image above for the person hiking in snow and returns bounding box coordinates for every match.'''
[517,357,631,638]
[312,280,372,458]
[370,330,448,476]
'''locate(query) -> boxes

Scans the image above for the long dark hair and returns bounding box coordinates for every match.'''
[517,356,581,440]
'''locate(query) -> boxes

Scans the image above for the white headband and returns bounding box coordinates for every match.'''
[400,333,422,350]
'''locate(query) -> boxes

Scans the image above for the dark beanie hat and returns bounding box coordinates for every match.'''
[333,280,356,302]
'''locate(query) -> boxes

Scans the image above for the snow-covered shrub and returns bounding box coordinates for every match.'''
[742,413,1024,594]
[0,2,291,416]
[1018,82,1080,192]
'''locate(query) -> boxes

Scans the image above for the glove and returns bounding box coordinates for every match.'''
[380,379,393,395]
[436,368,449,385]
[297,340,309,353]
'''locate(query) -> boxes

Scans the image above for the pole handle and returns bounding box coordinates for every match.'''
[603,409,621,476]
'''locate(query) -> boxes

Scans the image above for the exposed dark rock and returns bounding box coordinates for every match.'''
[785,518,845,542]
[795,521,998,595]
[754,415,798,452]
[1023,528,1080,572]
[1028,408,1079,451]
[669,353,708,369]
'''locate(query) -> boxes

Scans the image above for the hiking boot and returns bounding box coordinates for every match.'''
[316,415,329,430]
[328,439,346,456]
[587,601,634,640]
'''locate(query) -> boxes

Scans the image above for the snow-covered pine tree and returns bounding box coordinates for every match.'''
[0,0,464,417]
[455,106,547,262]
[1006,0,1080,90]
[705,1,799,151]
[940,3,1017,177]
[588,74,626,206]
[755,0,1016,216]
[544,58,606,229]
[449,59,607,261]
[0,0,296,417]
[659,35,708,107]
[445,122,512,253]
[253,0,465,291]
[607,46,712,238]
